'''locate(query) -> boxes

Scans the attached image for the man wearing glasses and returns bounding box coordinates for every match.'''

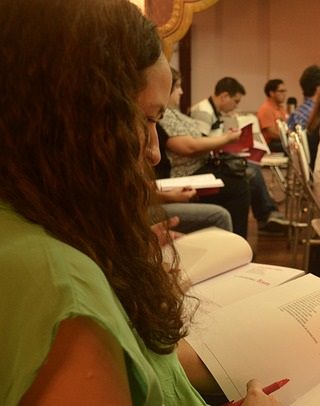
[257,79,287,152]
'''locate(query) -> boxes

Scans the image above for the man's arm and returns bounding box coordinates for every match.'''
[166,130,240,156]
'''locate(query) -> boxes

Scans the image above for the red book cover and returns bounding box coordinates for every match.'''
[196,187,220,197]
[221,123,253,154]
[248,148,266,163]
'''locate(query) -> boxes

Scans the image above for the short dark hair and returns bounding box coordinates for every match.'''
[264,79,284,97]
[214,77,246,97]
[299,65,320,97]
[287,97,297,107]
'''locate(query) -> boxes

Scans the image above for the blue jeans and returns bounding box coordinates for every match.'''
[247,162,277,222]
[162,202,233,234]
[193,162,250,238]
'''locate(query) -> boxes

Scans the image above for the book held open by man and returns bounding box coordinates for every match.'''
[156,173,224,197]
[166,228,320,405]
[221,113,288,166]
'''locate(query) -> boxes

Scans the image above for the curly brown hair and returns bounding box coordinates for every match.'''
[0,0,190,354]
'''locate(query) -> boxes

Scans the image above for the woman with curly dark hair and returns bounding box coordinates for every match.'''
[0,1,281,405]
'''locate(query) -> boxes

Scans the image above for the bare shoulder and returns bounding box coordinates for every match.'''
[20,317,132,405]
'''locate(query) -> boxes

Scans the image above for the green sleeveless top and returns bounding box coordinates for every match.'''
[0,202,207,405]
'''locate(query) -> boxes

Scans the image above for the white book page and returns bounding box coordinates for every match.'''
[187,274,320,405]
[156,174,224,191]
[253,139,269,152]
[172,228,253,285]
[188,262,304,312]
[236,113,260,133]
[290,383,320,405]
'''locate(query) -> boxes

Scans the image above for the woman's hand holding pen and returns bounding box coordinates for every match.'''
[241,380,282,406]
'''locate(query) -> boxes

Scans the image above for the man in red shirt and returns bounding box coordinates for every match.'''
[257,79,288,152]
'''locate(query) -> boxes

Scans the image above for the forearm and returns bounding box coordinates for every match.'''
[177,339,222,396]
[157,191,173,203]
[156,188,196,203]
[167,133,234,156]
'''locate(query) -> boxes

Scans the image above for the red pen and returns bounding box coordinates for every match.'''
[223,378,290,406]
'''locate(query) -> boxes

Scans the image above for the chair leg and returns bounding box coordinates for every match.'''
[303,241,311,272]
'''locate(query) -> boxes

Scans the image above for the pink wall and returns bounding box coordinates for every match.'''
[189,0,320,112]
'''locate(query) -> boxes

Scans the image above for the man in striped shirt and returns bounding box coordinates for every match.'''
[288,65,320,130]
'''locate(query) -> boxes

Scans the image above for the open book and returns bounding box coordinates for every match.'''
[156,174,224,197]
[187,274,320,405]
[231,113,287,165]
[220,121,269,164]
[221,123,254,154]
[172,228,304,308]
[170,228,320,405]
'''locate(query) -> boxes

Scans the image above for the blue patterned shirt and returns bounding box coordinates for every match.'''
[287,97,315,129]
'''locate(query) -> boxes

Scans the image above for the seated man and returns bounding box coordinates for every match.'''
[288,64,320,130]
[289,65,320,170]
[154,124,233,234]
[257,79,288,153]
[160,70,250,238]
[190,76,287,234]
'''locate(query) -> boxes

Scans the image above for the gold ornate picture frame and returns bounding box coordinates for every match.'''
[146,0,218,59]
